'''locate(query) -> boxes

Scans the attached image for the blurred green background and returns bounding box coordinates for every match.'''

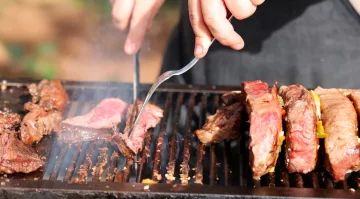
[0,0,180,83]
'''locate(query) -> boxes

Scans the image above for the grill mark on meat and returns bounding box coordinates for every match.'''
[0,111,21,133]
[58,98,128,144]
[0,133,44,174]
[279,85,318,174]
[195,102,243,144]
[315,87,360,182]
[20,102,63,145]
[241,80,283,180]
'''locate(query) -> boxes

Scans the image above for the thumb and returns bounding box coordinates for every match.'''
[189,0,213,58]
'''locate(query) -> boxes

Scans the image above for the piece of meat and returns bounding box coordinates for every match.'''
[279,85,318,173]
[0,111,21,132]
[314,87,360,181]
[195,102,243,144]
[20,102,63,145]
[241,80,283,180]
[61,98,127,130]
[221,91,242,106]
[349,91,360,116]
[28,80,69,112]
[114,100,163,156]
[58,98,128,144]
[0,133,44,174]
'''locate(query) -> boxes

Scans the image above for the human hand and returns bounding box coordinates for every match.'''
[188,0,265,58]
[111,0,165,55]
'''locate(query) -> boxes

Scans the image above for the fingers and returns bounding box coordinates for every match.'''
[112,0,135,31]
[188,0,213,58]
[224,0,257,20]
[146,0,165,30]
[200,0,244,51]
[251,0,265,6]
[125,0,164,55]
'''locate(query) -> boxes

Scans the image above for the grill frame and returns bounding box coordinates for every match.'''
[0,79,359,199]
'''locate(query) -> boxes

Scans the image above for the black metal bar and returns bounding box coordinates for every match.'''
[209,95,220,185]
[165,93,184,184]
[63,143,82,182]
[106,151,119,182]
[49,145,69,181]
[180,94,196,185]
[151,93,172,182]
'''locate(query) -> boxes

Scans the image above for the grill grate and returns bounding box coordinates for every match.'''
[1,80,360,199]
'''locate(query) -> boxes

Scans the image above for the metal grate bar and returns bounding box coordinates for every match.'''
[209,95,220,185]
[165,93,184,184]
[151,93,172,182]
[179,94,196,185]
[106,151,119,182]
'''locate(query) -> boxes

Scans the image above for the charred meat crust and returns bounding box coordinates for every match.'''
[195,102,243,144]
[0,111,21,132]
[279,85,318,174]
[0,133,44,174]
[28,80,69,112]
[241,80,283,180]
[20,103,63,145]
[315,87,360,182]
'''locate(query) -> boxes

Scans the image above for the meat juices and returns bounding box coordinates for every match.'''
[279,85,318,173]
[0,133,44,174]
[20,102,63,145]
[0,111,21,133]
[28,80,69,112]
[114,100,163,156]
[195,102,243,144]
[241,80,283,180]
[58,98,128,144]
[315,87,360,181]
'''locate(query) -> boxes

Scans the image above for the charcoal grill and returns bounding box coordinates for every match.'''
[0,79,359,199]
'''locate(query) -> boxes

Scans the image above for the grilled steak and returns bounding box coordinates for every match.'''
[195,102,243,144]
[20,102,63,145]
[241,80,283,180]
[314,87,360,181]
[221,91,242,106]
[28,80,69,112]
[0,111,21,133]
[349,91,360,115]
[58,98,128,144]
[114,100,163,156]
[0,133,44,174]
[279,85,318,173]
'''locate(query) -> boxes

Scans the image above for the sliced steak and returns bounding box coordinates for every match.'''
[0,111,21,133]
[58,98,128,144]
[0,133,44,174]
[241,80,283,180]
[195,102,243,144]
[315,87,360,181]
[114,100,163,156]
[279,85,318,174]
[28,80,69,112]
[20,102,63,145]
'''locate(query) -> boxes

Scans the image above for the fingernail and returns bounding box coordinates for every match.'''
[232,43,244,50]
[194,45,203,56]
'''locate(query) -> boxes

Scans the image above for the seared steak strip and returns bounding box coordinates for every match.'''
[0,133,44,174]
[241,80,283,180]
[279,85,318,173]
[20,102,62,145]
[195,102,243,144]
[113,100,163,156]
[314,87,360,181]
